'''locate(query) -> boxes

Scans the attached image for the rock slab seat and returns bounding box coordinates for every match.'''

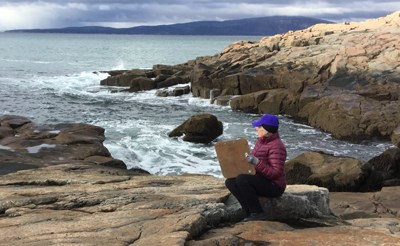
[258,185,333,221]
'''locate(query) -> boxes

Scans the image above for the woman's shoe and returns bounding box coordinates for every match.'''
[243,212,268,222]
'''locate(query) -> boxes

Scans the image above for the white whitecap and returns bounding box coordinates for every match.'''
[27,71,109,98]
[297,128,318,134]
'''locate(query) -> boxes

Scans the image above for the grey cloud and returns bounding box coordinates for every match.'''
[4,0,400,4]
[1,0,399,31]
[317,10,395,21]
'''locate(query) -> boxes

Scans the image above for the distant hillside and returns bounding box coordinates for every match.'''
[6,16,332,36]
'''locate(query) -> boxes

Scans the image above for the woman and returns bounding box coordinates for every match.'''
[225,114,287,221]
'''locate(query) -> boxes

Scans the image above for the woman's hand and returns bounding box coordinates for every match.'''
[245,153,259,165]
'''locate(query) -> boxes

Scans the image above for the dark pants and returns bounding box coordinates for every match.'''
[225,174,285,215]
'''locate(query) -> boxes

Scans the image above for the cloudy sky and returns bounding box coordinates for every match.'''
[0,0,399,31]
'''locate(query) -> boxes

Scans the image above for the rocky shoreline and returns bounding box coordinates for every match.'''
[0,150,399,244]
[101,11,400,147]
[1,11,400,245]
[1,114,399,244]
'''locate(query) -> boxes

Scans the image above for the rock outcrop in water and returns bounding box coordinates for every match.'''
[0,115,127,174]
[100,64,192,93]
[100,11,400,148]
[168,113,223,143]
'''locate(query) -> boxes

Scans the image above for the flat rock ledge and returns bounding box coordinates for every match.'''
[0,162,337,246]
[260,185,332,222]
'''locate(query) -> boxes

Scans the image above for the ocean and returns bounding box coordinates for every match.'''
[0,33,394,177]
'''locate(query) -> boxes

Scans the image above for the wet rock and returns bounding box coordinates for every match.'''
[154,74,168,83]
[168,113,223,144]
[211,95,234,106]
[128,77,156,92]
[100,69,151,87]
[155,85,191,97]
[156,76,184,88]
[100,64,193,95]
[170,85,190,96]
[155,89,169,97]
[99,70,128,76]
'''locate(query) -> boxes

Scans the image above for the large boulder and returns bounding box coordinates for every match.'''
[285,149,400,192]
[168,114,223,143]
[285,151,365,192]
[359,148,400,191]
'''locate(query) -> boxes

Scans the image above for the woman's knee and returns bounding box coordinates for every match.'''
[225,178,236,189]
[236,174,252,186]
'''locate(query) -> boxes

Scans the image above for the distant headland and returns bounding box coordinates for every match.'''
[4,16,332,36]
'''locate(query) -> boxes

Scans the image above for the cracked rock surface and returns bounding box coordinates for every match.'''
[0,163,230,245]
[1,162,399,245]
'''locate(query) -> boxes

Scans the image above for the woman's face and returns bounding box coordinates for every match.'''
[256,126,268,138]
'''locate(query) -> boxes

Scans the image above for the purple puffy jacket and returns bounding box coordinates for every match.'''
[250,132,287,189]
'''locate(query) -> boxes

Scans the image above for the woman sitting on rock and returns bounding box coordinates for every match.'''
[225,114,287,221]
